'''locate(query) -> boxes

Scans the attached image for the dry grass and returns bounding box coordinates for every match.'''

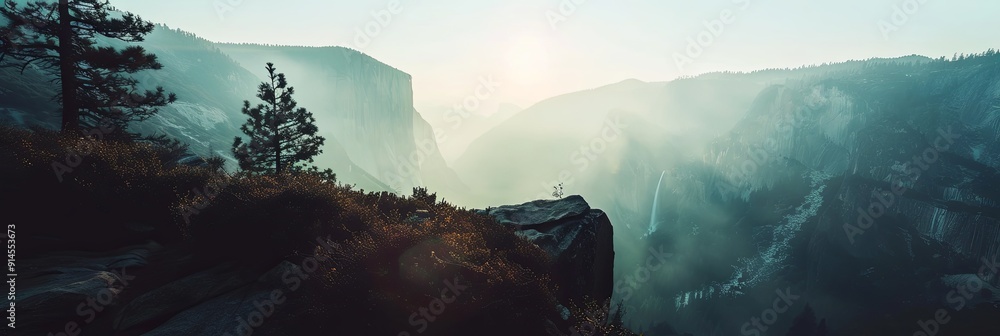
[0,126,645,334]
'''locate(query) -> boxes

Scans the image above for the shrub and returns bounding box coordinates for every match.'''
[0,125,596,334]
[0,126,208,255]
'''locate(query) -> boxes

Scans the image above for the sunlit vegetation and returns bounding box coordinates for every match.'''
[0,125,637,335]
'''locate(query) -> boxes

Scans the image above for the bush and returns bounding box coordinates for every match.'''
[0,125,601,335]
[0,126,209,254]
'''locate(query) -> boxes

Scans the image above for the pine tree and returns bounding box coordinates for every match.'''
[0,0,176,132]
[232,62,325,175]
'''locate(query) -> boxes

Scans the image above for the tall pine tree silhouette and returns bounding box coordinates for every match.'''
[0,0,175,131]
[233,62,325,175]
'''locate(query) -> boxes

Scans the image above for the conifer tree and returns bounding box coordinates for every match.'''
[232,62,325,175]
[0,0,176,131]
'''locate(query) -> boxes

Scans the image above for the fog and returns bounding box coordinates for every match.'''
[6,1,997,333]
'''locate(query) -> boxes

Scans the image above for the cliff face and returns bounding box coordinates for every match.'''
[704,58,1000,259]
[411,110,470,198]
[213,45,413,173]
[626,55,1000,334]
[213,43,465,197]
[0,25,462,194]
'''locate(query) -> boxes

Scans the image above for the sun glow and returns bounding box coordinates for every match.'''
[504,34,552,88]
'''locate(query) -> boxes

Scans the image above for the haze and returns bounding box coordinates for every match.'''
[114,0,999,114]
[5,0,1000,334]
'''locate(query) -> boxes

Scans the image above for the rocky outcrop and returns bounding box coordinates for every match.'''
[17,242,159,333]
[480,195,615,305]
[16,243,297,335]
[121,261,301,336]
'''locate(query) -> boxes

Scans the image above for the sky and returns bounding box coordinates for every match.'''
[112,0,1000,113]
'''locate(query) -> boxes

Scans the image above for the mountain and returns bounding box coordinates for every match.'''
[0,24,469,195]
[213,44,411,181]
[3,12,997,333]
[448,53,1000,335]
[212,42,468,197]
[451,75,777,209]
[418,102,523,163]
[453,56,939,210]
[623,54,1000,335]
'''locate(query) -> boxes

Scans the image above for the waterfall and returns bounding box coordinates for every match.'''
[646,171,666,236]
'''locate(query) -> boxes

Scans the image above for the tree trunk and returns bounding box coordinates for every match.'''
[274,139,282,173]
[271,88,281,174]
[57,0,79,131]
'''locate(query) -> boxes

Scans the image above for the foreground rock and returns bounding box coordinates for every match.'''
[480,195,616,305]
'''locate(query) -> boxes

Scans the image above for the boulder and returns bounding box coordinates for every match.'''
[480,195,615,305]
[113,262,262,333]
[16,241,159,334]
[139,261,300,336]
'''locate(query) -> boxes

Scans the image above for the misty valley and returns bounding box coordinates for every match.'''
[1,1,999,335]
